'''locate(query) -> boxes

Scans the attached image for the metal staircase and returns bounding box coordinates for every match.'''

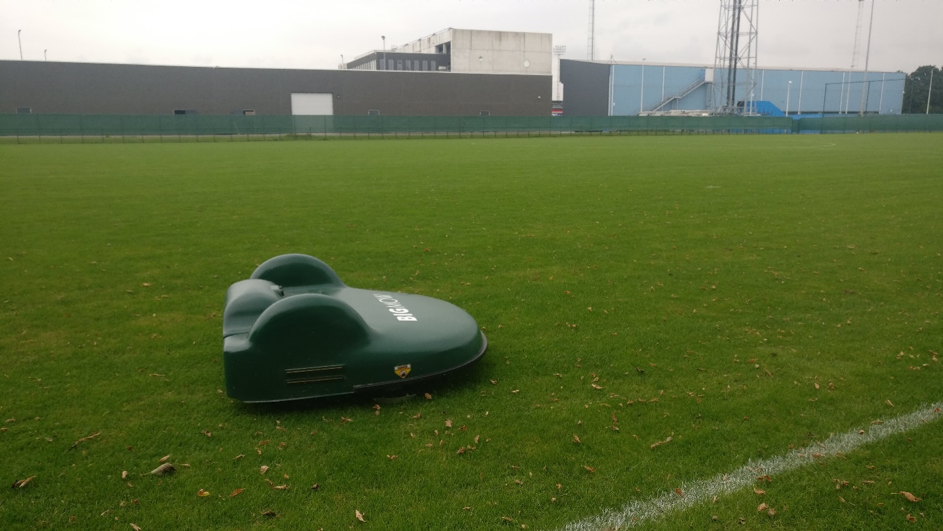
[650,78,707,112]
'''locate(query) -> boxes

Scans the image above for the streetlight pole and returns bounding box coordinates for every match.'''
[44,49,47,61]
[786,81,792,116]
[381,36,386,70]
[18,29,23,60]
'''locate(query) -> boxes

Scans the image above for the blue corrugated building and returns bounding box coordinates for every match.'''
[561,59,906,116]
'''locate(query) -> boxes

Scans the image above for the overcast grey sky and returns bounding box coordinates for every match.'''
[2,0,939,73]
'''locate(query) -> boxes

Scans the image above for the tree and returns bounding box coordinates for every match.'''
[903,65,943,114]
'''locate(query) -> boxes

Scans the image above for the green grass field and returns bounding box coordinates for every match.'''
[1,134,941,530]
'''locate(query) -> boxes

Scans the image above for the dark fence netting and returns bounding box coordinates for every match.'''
[1,113,941,143]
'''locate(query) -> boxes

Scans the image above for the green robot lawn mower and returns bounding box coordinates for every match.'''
[222,254,487,403]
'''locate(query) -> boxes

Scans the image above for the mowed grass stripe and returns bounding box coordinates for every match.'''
[0,134,940,530]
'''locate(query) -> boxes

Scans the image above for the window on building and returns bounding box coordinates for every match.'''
[422,60,428,71]
[414,60,419,71]
[431,60,436,71]
[479,111,490,117]
[367,110,380,116]
[397,60,403,70]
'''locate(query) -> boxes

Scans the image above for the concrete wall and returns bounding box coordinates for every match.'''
[398,29,453,53]
[0,60,551,116]
[450,29,552,75]
[397,28,552,75]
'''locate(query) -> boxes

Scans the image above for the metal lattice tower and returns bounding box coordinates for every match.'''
[711,0,759,115]
[587,0,595,61]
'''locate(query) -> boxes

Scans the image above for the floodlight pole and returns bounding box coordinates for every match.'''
[639,59,645,115]
[928,69,934,115]
[381,36,386,70]
[859,0,875,117]
[44,49,47,61]
[18,29,23,60]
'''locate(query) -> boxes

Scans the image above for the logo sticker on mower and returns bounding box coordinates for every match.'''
[394,364,412,378]
[373,294,417,321]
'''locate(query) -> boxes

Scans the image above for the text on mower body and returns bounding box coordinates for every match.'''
[373,294,417,321]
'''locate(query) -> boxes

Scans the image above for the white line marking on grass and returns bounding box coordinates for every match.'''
[559,402,943,531]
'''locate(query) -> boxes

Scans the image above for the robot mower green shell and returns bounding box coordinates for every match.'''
[222,254,487,403]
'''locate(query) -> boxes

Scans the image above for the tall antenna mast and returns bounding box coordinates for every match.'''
[711,0,759,115]
[587,0,595,61]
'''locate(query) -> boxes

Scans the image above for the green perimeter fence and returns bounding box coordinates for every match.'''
[1,114,942,141]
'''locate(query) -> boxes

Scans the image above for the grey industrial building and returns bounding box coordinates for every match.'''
[0,59,551,117]
[0,28,554,118]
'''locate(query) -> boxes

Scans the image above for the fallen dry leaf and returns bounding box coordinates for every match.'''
[260,466,269,475]
[122,471,129,480]
[130,524,142,531]
[650,436,673,449]
[583,466,596,473]
[906,514,917,523]
[69,432,101,450]
[150,463,175,476]
[424,393,432,400]
[261,510,277,518]
[12,476,36,489]
[158,454,171,463]
[197,489,210,497]
[355,510,366,522]
[754,487,766,495]
[445,419,453,428]
[272,484,288,490]
[572,434,582,444]
[230,488,245,498]
[767,508,777,517]
[900,491,921,502]
[757,503,768,512]
[674,488,684,497]
[311,483,320,491]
